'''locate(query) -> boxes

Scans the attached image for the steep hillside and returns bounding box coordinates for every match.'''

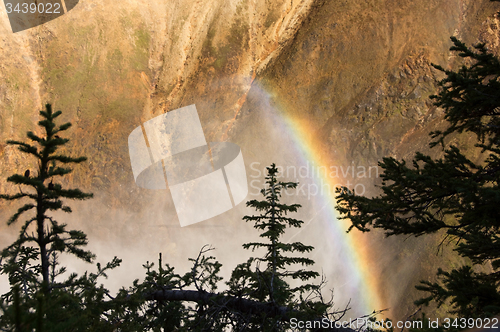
[0,0,498,320]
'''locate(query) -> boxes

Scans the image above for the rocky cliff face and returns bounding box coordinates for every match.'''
[0,0,498,320]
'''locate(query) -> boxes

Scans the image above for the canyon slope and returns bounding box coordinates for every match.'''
[0,0,499,320]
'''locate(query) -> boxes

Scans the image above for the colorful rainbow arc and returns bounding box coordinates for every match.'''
[250,83,385,316]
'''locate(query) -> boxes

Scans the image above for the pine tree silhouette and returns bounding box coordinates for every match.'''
[336,37,500,317]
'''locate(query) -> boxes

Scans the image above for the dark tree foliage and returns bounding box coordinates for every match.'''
[0,104,121,331]
[227,163,325,329]
[0,104,94,291]
[115,164,351,331]
[231,164,319,301]
[335,37,500,318]
[0,105,358,331]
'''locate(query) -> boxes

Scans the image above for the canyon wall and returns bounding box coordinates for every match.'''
[0,0,499,320]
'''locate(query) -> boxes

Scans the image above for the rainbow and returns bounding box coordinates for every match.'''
[249,82,386,317]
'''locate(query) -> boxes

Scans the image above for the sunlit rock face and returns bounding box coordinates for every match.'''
[0,0,498,320]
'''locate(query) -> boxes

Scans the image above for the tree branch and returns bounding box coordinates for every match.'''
[145,289,292,319]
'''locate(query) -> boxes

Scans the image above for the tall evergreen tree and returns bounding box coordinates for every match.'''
[0,104,120,331]
[335,37,500,318]
[0,104,94,292]
[227,163,324,329]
